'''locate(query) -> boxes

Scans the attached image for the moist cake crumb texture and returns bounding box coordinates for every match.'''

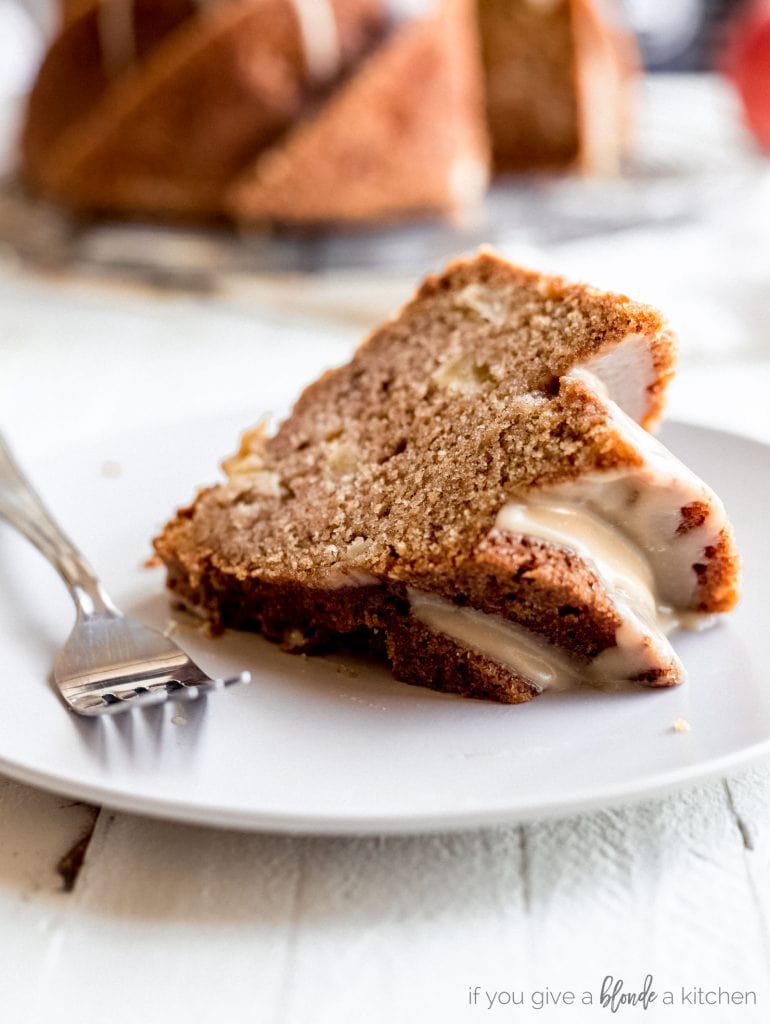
[155,249,740,703]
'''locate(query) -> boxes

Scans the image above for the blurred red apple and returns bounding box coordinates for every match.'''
[722,0,770,150]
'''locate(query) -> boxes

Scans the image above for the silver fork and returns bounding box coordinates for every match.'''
[0,433,250,716]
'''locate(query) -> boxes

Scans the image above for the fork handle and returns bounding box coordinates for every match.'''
[0,433,120,618]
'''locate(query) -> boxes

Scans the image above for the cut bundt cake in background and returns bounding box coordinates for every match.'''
[23,0,386,219]
[478,0,637,175]
[227,0,489,225]
[154,250,740,704]
[20,0,638,225]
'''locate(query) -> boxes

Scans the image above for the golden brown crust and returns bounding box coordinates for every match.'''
[643,325,677,431]
[693,529,741,614]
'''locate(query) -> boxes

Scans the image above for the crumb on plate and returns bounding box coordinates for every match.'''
[335,662,359,679]
[672,716,691,733]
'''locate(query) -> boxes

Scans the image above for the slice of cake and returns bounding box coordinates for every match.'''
[227,0,489,225]
[23,0,385,219]
[154,250,739,704]
[478,0,637,175]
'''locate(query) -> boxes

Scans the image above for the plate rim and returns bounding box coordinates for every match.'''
[0,733,768,835]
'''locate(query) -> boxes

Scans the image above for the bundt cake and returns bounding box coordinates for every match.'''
[21,0,636,225]
[153,250,740,703]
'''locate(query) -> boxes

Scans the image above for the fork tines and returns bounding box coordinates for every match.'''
[70,671,252,716]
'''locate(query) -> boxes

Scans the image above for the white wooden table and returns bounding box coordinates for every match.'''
[1,75,770,1022]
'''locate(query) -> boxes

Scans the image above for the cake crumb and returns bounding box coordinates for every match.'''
[199,620,224,639]
[162,620,178,638]
[143,554,162,569]
[283,628,309,651]
[335,662,359,679]
[170,707,187,727]
[671,716,691,734]
[101,460,122,478]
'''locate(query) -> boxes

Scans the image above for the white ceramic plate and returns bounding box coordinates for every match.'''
[0,418,767,834]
